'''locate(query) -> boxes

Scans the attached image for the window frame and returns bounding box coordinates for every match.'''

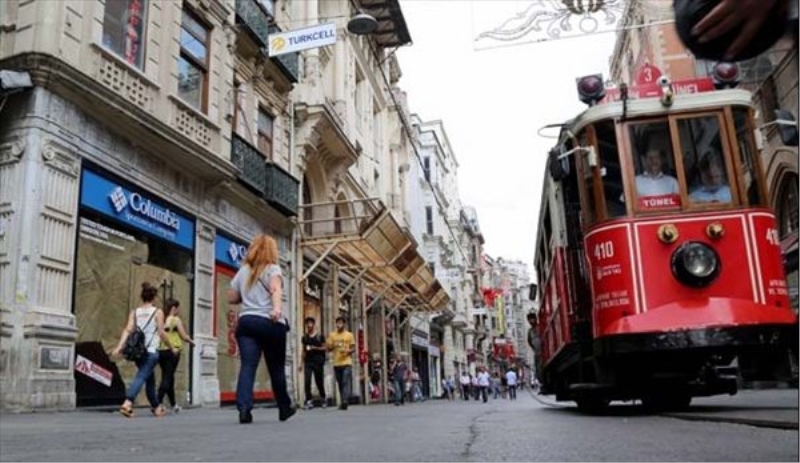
[178,7,211,113]
[102,0,149,69]
[257,106,274,160]
[425,206,434,235]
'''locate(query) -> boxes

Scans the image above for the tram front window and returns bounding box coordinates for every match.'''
[677,116,733,205]
[629,121,681,211]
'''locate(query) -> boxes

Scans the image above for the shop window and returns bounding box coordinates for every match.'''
[733,108,763,205]
[178,9,210,112]
[778,173,799,239]
[257,108,274,160]
[102,0,148,69]
[678,116,732,205]
[629,120,681,211]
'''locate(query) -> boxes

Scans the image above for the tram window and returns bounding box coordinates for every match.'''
[733,108,763,206]
[577,133,598,224]
[629,121,680,211]
[595,121,625,218]
[678,116,732,204]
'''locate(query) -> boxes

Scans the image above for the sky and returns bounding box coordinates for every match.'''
[396,1,618,271]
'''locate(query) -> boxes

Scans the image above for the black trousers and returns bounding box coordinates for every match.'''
[157,349,180,407]
[304,361,326,402]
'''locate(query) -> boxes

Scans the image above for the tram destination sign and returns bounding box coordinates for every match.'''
[603,77,715,103]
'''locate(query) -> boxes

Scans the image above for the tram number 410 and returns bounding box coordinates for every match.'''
[594,241,615,260]
[766,228,780,246]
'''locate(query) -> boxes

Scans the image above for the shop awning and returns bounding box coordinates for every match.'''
[299,198,449,311]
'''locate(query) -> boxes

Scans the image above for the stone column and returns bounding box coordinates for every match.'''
[443,325,455,380]
[1,114,81,410]
[193,221,219,407]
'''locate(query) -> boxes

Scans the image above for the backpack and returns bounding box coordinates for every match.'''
[122,308,157,361]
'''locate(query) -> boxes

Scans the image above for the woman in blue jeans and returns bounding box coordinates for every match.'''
[227,234,295,424]
[112,282,174,418]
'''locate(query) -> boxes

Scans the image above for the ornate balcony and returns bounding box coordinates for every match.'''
[235,0,270,48]
[230,133,299,217]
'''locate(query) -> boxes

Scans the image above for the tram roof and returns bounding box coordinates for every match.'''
[567,89,755,137]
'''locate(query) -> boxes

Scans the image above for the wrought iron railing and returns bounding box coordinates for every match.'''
[235,0,270,48]
[230,133,299,217]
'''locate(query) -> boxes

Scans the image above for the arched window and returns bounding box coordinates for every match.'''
[778,173,799,239]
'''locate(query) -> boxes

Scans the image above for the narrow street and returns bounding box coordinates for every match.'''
[1,390,796,462]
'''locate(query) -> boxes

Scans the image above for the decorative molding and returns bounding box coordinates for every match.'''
[0,139,25,166]
[41,139,79,178]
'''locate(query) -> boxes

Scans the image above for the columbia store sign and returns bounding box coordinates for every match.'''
[268,23,336,57]
[80,169,195,249]
[215,232,248,269]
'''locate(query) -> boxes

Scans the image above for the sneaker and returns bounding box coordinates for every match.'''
[338,403,348,410]
[321,400,327,409]
[173,405,182,414]
[303,401,312,410]
[239,410,253,424]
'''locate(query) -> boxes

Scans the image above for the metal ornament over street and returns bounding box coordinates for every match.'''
[268,23,337,57]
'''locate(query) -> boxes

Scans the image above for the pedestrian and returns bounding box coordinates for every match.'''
[491,372,502,400]
[302,316,327,409]
[227,234,295,424]
[527,312,542,386]
[446,376,456,401]
[111,282,173,418]
[471,374,480,401]
[506,368,518,400]
[410,367,423,402]
[157,298,194,414]
[391,354,408,406]
[477,366,490,403]
[327,316,355,410]
[459,372,471,401]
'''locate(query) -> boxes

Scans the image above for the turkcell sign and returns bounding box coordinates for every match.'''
[215,232,248,269]
[268,22,336,57]
[80,169,195,250]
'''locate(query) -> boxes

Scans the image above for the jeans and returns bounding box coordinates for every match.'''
[126,352,160,407]
[334,365,352,406]
[157,349,180,407]
[480,386,488,403]
[304,361,326,403]
[508,385,517,400]
[235,315,291,414]
[393,378,405,404]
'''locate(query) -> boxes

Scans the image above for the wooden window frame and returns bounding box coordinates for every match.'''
[103,0,149,69]
[257,106,274,160]
[727,106,769,207]
[179,7,211,113]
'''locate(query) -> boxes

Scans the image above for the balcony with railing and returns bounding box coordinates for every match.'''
[234,0,299,83]
[230,133,299,217]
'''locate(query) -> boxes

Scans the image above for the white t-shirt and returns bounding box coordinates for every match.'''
[505,370,518,386]
[477,372,491,387]
[635,172,679,197]
[230,264,285,323]
[135,306,159,354]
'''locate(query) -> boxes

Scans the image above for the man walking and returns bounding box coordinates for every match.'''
[302,317,326,409]
[505,368,518,400]
[327,316,355,410]
[391,354,408,406]
[477,366,490,403]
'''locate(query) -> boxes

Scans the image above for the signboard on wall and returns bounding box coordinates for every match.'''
[80,169,195,250]
[268,22,337,57]
[215,233,248,269]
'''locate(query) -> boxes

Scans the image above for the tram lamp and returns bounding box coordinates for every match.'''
[576,74,606,106]
[671,241,721,288]
[711,62,740,90]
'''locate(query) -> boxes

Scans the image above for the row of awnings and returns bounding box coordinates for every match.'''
[299,200,450,312]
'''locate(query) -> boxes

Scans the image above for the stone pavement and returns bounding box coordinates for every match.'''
[664,389,799,430]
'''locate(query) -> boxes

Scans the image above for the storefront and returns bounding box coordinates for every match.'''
[212,232,277,404]
[411,329,429,399]
[73,166,195,407]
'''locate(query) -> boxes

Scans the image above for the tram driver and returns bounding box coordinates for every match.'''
[633,147,681,209]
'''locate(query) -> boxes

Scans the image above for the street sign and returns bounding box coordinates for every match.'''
[74,355,113,387]
[268,23,337,57]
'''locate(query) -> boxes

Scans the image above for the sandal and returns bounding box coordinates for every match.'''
[152,405,166,418]
[119,405,134,418]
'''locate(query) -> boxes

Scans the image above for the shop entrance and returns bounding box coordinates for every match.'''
[215,264,273,403]
[74,216,192,407]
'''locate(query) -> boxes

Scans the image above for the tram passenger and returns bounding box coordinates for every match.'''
[690,156,732,203]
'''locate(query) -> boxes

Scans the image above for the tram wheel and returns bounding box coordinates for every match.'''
[641,392,692,412]
[575,396,611,415]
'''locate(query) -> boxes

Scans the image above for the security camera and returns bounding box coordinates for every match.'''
[0,70,33,96]
[657,75,671,87]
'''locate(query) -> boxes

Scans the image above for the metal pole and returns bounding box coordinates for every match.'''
[302,241,338,282]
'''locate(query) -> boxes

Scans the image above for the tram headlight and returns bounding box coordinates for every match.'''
[671,241,720,287]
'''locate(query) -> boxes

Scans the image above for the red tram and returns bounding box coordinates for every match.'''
[533,67,798,412]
